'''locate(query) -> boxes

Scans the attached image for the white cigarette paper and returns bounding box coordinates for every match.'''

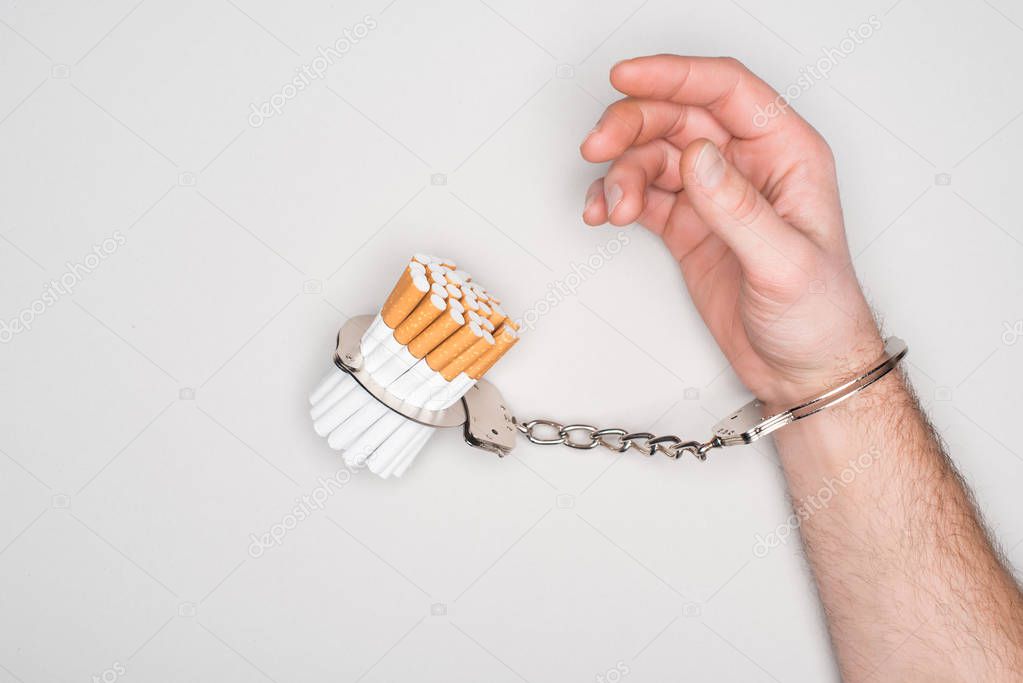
[309,254,518,479]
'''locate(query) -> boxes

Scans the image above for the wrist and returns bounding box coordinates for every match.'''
[772,366,911,471]
[759,331,886,414]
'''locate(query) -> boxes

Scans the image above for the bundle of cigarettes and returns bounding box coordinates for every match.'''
[308,254,519,478]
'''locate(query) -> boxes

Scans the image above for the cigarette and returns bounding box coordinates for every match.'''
[425,373,476,410]
[309,368,344,405]
[487,302,506,328]
[327,400,388,451]
[392,427,433,477]
[440,330,495,381]
[311,254,524,480]
[345,410,403,468]
[313,383,376,436]
[358,312,398,360]
[407,307,464,357]
[468,283,489,301]
[466,323,518,378]
[402,370,448,406]
[381,267,431,328]
[369,420,422,476]
[387,358,437,400]
[363,333,411,375]
[309,375,358,419]
[394,293,446,344]
[425,320,483,370]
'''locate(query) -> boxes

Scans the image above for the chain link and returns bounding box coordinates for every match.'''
[514,417,720,461]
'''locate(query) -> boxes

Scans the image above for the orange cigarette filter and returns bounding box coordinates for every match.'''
[426,323,482,370]
[381,264,429,328]
[487,303,506,328]
[440,333,494,381]
[466,324,518,379]
[407,308,464,358]
[394,294,446,344]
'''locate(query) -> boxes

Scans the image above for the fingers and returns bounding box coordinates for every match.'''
[582,175,681,234]
[610,55,808,139]
[582,178,606,226]
[580,98,730,163]
[680,139,810,278]
[602,140,682,225]
[636,185,682,235]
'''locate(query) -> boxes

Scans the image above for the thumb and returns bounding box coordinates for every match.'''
[681,139,809,277]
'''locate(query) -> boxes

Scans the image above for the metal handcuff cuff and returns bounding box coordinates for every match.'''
[334,316,908,461]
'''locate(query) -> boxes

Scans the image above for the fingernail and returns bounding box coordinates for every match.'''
[584,112,607,143]
[606,184,623,214]
[584,185,599,213]
[694,142,725,189]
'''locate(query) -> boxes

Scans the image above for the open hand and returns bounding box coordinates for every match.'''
[581,55,883,407]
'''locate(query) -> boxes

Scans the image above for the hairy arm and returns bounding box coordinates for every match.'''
[774,370,1023,680]
[579,53,1023,679]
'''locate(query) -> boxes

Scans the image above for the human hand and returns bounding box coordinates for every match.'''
[580,55,883,408]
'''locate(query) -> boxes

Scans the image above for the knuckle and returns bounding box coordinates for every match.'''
[809,133,835,163]
[607,99,643,135]
[717,56,746,71]
[716,56,754,84]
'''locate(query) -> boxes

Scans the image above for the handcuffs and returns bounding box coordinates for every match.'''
[334,314,907,461]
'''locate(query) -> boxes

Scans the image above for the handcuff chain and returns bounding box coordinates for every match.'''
[511,338,907,462]
[513,418,720,461]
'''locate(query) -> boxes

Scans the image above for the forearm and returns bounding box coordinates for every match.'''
[579,52,1023,679]
[773,371,1023,680]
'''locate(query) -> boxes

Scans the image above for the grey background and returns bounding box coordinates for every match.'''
[1,0,1022,681]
